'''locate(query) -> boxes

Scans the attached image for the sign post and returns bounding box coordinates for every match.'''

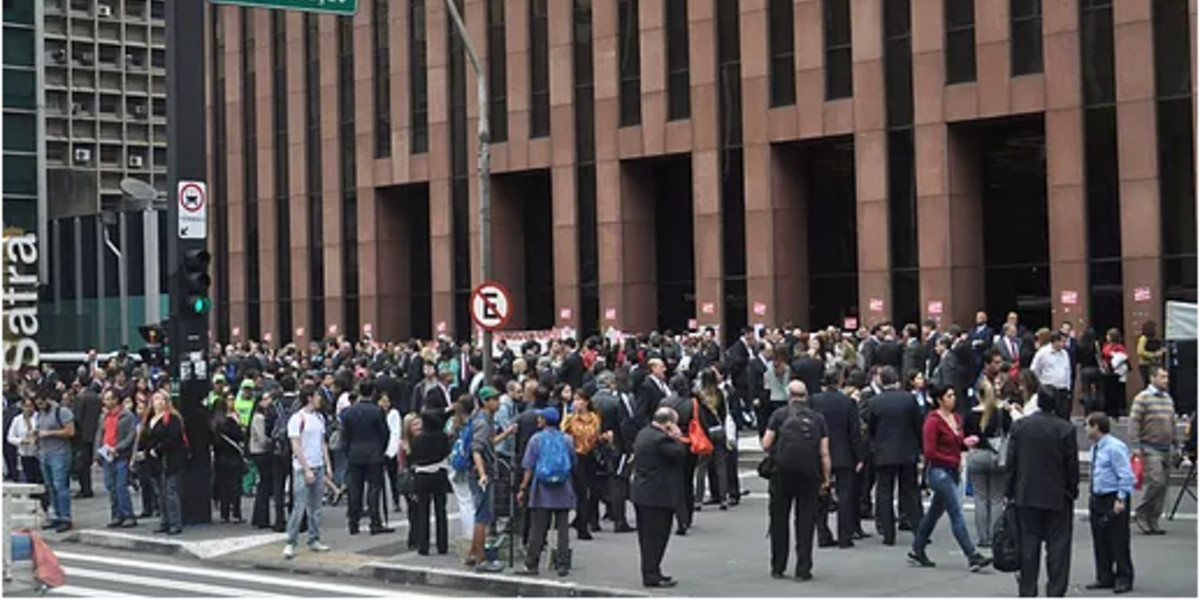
[471,282,512,332]
[177,181,207,239]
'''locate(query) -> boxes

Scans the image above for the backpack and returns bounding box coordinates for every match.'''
[534,430,572,485]
[326,413,344,452]
[991,501,1021,572]
[771,405,822,481]
[449,415,476,472]
[270,393,299,458]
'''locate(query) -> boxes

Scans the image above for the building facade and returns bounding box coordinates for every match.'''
[4,0,171,352]
[206,0,1197,355]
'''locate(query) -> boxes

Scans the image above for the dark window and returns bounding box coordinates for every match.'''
[1155,0,1196,302]
[126,214,145,296]
[305,14,325,336]
[1079,0,1114,105]
[409,0,429,154]
[767,0,795,107]
[212,6,230,341]
[529,0,550,137]
[3,113,35,152]
[945,0,976,84]
[272,10,292,341]
[486,0,507,142]
[2,69,34,109]
[665,0,690,118]
[618,0,641,126]
[373,0,391,157]
[60,219,76,300]
[574,0,599,334]
[1010,0,1043,75]
[717,0,742,147]
[1,155,33,194]
[449,0,471,339]
[242,8,261,340]
[884,0,912,127]
[717,0,746,340]
[884,0,918,323]
[1,0,34,25]
[1153,0,1191,99]
[339,17,359,338]
[3,26,34,66]
[81,216,97,299]
[823,0,852,99]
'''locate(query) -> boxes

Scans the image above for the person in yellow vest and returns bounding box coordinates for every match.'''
[205,374,228,410]
[235,379,257,427]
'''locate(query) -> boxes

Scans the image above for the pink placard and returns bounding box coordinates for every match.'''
[605,308,617,321]
[1134,287,1151,303]
[753,302,767,316]
[232,326,241,338]
[1061,290,1078,305]
[363,323,373,334]
[869,298,884,313]
[928,300,943,315]
[328,324,338,335]
[560,307,572,321]
[844,317,858,330]
[701,302,715,315]
[687,318,698,330]
[436,321,447,333]
[263,331,273,342]
[295,327,305,338]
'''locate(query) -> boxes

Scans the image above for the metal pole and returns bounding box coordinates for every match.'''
[145,208,161,324]
[118,213,129,347]
[444,0,493,382]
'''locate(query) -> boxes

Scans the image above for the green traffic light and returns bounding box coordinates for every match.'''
[190,296,212,315]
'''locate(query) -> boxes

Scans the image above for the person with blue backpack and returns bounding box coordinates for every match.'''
[514,407,577,577]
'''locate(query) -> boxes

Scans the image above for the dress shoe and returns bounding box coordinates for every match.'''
[119,519,138,528]
[74,491,94,499]
[272,523,287,533]
[643,579,677,588]
[674,527,688,536]
[852,530,871,540]
[898,522,913,531]
[837,541,855,549]
[1085,582,1115,590]
[106,520,124,529]
[613,524,636,533]
[882,538,895,546]
[577,530,594,540]
[770,571,786,579]
[795,571,813,581]
[40,521,59,531]
[818,539,837,548]
[1113,582,1132,594]
[370,526,396,535]
[349,527,361,535]
[54,522,72,533]
[139,511,153,519]
[1147,528,1167,535]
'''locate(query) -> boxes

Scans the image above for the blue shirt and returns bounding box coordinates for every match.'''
[1091,434,1135,501]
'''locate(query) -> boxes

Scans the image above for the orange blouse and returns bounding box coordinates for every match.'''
[561,411,601,456]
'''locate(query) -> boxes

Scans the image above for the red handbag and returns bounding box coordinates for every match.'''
[687,398,714,456]
[1131,454,1145,491]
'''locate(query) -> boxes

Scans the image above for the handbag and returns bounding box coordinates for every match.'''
[688,398,714,456]
[756,454,775,479]
[988,434,1008,469]
[395,449,416,495]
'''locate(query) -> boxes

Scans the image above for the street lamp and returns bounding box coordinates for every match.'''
[120,177,167,326]
[443,0,494,382]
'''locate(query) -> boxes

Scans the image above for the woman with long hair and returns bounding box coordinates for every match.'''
[446,395,477,546]
[1015,369,1042,418]
[132,398,158,519]
[380,393,404,513]
[397,412,421,550]
[909,385,991,572]
[141,391,186,535]
[964,363,1019,547]
[214,395,246,523]
[1102,329,1130,419]
[693,370,729,511]
[411,409,451,555]
[1077,328,1103,414]
[249,392,275,528]
[1136,320,1165,390]
[561,388,603,539]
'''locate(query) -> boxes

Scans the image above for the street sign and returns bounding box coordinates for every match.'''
[471,282,512,331]
[177,180,207,239]
[207,0,358,16]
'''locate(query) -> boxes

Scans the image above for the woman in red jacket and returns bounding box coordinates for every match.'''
[908,385,993,572]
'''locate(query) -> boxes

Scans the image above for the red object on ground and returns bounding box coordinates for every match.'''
[17,529,64,589]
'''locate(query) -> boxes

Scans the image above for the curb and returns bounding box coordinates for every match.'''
[63,530,195,559]
[367,562,649,598]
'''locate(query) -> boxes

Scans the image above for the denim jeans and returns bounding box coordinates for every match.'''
[913,466,976,559]
[287,467,325,547]
[159,471,182,531]
[103,458,135,521]
[40,451,73,524]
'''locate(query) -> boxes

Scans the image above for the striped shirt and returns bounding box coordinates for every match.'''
[1129,385,1176,452]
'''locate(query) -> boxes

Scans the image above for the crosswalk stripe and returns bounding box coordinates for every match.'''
[63,566,286,597]
[46,585,140,597]
[54,551,411,597]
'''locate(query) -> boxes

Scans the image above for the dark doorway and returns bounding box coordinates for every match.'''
[492,170,555,329]
[379,183,432,340]
[621,155,695,332]
[975,115,1051,330]
[794,136,858,329]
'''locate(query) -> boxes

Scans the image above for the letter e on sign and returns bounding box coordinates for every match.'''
[471,282,512,331]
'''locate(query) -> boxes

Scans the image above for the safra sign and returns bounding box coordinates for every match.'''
[3,233,40,367]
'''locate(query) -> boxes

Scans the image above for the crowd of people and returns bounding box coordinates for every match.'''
[2,310,1194,594]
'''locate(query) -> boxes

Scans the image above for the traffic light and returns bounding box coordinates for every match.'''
[138,323,167,369]
[181,248,212,316]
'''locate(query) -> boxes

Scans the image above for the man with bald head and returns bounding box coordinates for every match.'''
[631,407,688,587]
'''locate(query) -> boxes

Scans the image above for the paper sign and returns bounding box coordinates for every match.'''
[1134,287,1151,303]
[928,300,943,315]
[296,327,305,338]
[436,321,447,333]
[753,302,767,316]
[560,307,572,321]
[263,331,273,342]
[605,308,617,321]
[869,298,884,313]
[363,323,373,334]
[328,324,338,335]
[232,326,241,338]
[1061,290,1078,305]
[701,302,715,315]
[844,317,858,330]
[687,318,698,330]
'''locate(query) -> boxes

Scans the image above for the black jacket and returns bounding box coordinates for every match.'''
[214,414,246,469]
[747,357,768,407]
[791,356,824,397]
[341,400,390,465]
[143,413,187,476]
[809,390,863,470]
[872,340,903,371]
[74,389,102,443]
[1005,412,1079,511]
[598,390,639,455]
[630,425,688,509]
[902,339,928,381]
[635,376,669,430]
[558,352,585,391]
[866,390,923,466]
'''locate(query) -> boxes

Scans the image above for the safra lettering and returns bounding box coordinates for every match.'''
[3,233,39,368]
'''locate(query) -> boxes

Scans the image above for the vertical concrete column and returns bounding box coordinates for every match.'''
[639,0,665,154]
[549,0,579,331]
[285,11,311,344]
[851,0,889,326]
[975,0,1012,117]
[388,1,408,183]
[225,9,247,338]
[254,15,278,340]
[427,0,456,336]
[508,0,530,156]
[354,5,379,338]
[595,0,624,330]
[1043,0,1089,330]
[689,0,719,328]
[319,16,344,335]
[794,0,825,138]
[1113,2,1162,385]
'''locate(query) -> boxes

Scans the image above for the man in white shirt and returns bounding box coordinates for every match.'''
[284,385,334,559]
[1031,332,1073,419]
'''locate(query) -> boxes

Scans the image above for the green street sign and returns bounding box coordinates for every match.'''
[208,0,357,16]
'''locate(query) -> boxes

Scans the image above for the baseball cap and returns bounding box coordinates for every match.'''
[537,407,561,426]
[478,386,500,402]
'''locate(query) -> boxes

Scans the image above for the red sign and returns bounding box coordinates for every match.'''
[436,321,447,333]
[869,298,884,313]
[687,318,698,330]
[560,307,572,322]
[605,308,617,321]
[844,317,858,330]
[928,300,943,315]
[328,324,338,335]
[363,323,373,334]
[263,331,273,342]
[1061,290,1078,305]
[232,326,241,338]
[295,327,305,338]
[753,302,767,316]
[1134,287,1152,303]
[701,302,715,315]
[471,282,513,331]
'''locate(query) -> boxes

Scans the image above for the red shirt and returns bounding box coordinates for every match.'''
[103,409,120,448]
[922,411,966,470]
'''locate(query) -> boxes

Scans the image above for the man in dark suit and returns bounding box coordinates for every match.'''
[596,373,638,533]
[791,344,825,404]
[809,370,864,548]
[72,387,102,498]
[873,327,903,372]
[968,311,995,379]
[725,328,757,427]
[557,339,585,391]
[900,324,925,381]
[866,366,924,544]
[635,359,671,430]
[659,375,696,534]
[340,380,393,535]
[922,319,941,378]
[995,323,1023,375]
[1006,390,1079,598]
[631,407,688,588]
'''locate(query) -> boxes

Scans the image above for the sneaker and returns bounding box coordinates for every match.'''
[907,550,936,568]
[968,553,992,572]
[282,544,296,559]
[309,541,331,553]
[476,560,504,573]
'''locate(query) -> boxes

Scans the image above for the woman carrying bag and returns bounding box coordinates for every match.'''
[693,371,728,511]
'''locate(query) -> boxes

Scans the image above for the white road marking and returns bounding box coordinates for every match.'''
[62,567,286,597]
[45,585,140,597]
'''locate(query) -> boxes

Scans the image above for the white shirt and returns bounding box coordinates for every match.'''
[288,409,327,471]
[6,413,38,457]
[1031,345,1072,389]
[384,409,402,459]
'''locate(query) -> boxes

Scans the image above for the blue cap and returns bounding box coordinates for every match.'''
[538,407,561,426]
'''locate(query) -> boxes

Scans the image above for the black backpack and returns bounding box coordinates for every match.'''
[771,404,823,481]
[270,393,300,458]
[992,501,1021,572]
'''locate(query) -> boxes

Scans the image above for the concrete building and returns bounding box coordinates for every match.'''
[206,0,1196,368]
[3,0,171,351]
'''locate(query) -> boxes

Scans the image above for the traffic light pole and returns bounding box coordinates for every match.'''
[167,0,212,525]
